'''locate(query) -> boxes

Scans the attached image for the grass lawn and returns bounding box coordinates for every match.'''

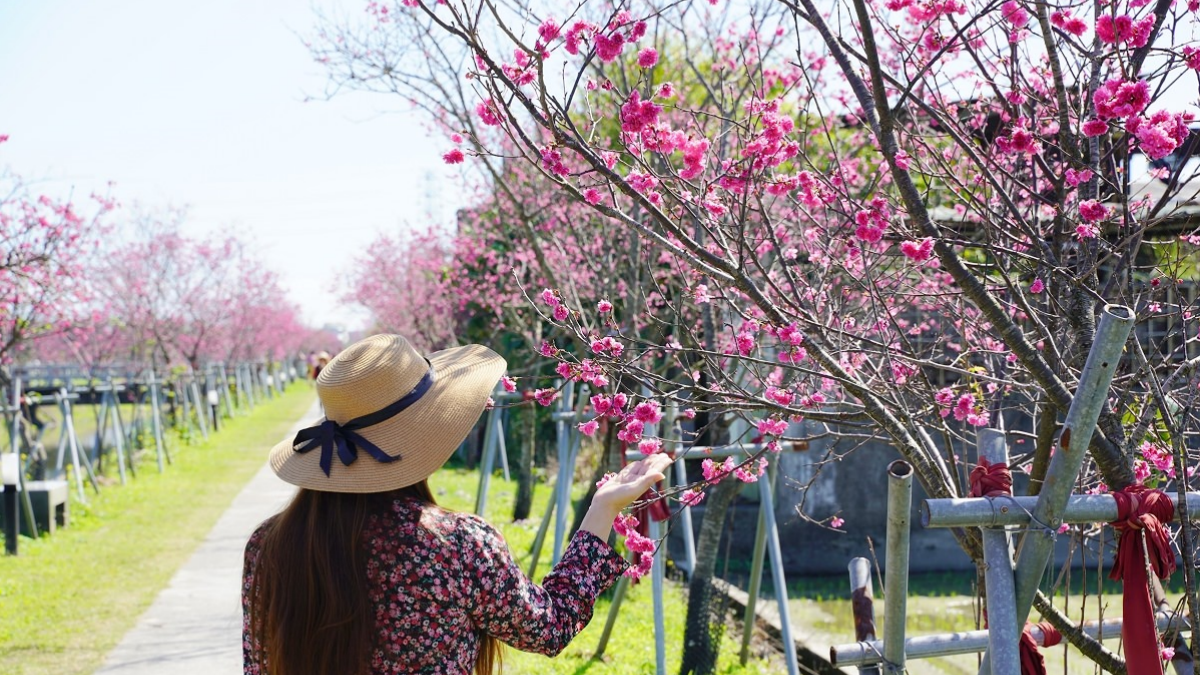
[429,468,776,675]
[0,384,316,675]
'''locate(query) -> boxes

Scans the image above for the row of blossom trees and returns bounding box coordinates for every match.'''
[320,0,1200,671]
[2,142,328,380]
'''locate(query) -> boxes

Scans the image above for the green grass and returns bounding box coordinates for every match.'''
[0,385,316,675]
[429,469,775,675]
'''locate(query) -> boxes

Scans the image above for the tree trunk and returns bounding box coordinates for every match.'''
[513,407,535,521]
[679,478,741,675]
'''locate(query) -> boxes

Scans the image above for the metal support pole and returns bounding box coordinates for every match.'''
[666,404,696,578]
[59,393,95,498]
[9,378,39,543]
[190,378,209,440]
[496,421,510,482]
[649,516,667,675]
[98,385,127,485]
[979,429,1020,675]
[552,381,576,565]
[923,492,1200,527]
[1010,305,1133,627]
[674,455,696,577]
[474,402,502,516]
[832,611,1187,667]
[741,462,774,665]
[761,456,800,675]
[108,384,133,480]
[243,365,256,408]
[883,460,914,675]
[848,557,881,675]
[527,481,557,578]
[219,364,234,417]
[174,380,187,440]
[149,371,169,468]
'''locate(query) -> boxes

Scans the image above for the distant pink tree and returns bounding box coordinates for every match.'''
[88,209,309,369]
[0,151,114,382]
[341,227,459,352]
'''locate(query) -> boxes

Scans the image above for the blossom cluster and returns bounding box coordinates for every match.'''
[612,512,657,579]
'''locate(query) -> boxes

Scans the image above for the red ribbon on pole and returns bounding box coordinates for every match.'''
[969,457,1013,498]
[1110,485,1175,675]
[1019,621,1062,675]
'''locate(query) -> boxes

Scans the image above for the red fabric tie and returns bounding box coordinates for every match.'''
[1019,621,1062,675]
[969,457,1013,498]
[1110,485,1175,675]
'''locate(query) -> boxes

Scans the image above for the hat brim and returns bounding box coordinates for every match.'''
[269,344,507,493]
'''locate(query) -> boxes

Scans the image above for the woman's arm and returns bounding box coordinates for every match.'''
[464,454,673,656]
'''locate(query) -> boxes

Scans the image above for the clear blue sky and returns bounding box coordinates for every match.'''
[0,0,460,329]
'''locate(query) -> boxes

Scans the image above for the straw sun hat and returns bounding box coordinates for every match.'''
[270,334,507,492]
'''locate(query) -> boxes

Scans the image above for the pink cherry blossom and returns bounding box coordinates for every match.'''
[756,417,789,436]
[702,457,736,483]
[638,438,663,455]
[734,457,769,483]
[1079,200,1108,223]
[1064,168,1093,187]
[633,400,663,424]
[1093,79,1149,120]
[1127,110,1190,160]
[900,238,934,262]
[1082,119,1108,137]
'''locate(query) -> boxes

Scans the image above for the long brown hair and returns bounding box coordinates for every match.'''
[247,481,503,674]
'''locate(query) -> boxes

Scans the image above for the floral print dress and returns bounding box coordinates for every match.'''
[242,495,628,674]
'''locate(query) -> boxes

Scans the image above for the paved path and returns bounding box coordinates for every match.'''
[95,400,320,675]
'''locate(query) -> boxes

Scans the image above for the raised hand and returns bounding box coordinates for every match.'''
[579,453,674,542]
[592,453,674,514]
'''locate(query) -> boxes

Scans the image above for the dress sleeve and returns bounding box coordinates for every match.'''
[460,515,629,656]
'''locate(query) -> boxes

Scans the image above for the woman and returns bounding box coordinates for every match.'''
[243,334,671,674]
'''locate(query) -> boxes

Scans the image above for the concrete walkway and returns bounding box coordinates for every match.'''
[95,400,320,675]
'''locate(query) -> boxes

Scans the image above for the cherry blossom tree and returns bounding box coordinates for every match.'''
[341,227,460,352]
[317,0,1200,669]
[29,207,312,372]
[0,147,115,384]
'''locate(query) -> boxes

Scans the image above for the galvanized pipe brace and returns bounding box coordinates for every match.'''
[924,492,1200,528]
[978,429,1020,675]
[1010,305,1134,628]
[831,610,1188,667]
[883,460,914,675]
[848,557,881,675]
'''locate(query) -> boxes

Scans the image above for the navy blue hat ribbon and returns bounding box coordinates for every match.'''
[292,363,436,477]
